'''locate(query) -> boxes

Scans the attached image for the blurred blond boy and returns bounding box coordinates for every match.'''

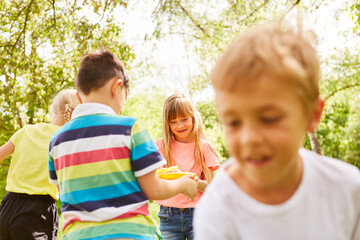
[194,24,360,240]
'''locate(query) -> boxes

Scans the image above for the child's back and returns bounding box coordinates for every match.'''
[0,89,78,239]
[49,51,198,240]
[7,123,60,198]
[50,106,164,238]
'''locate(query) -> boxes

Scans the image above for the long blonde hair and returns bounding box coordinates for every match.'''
[50,89,79,123]
[161,94,212,181]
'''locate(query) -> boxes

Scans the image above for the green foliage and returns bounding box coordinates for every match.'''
[350,0,360,32]
[0,0,134,200]
[344,97,360,167]
[152,0,360,168]
[318,88,360,167]
[318,97,351,160]
[122,92,166,140]
[317,51,360,167]
[122,92,230,162]
[151,0,315,91]
[196,99,229,162]
[0,0,133,135]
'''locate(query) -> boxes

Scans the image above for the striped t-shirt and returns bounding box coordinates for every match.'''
[48,103,166,240]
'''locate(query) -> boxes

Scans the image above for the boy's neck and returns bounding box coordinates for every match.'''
[77,78,124,115]
[80,92,118,115]
[227,157,303,205]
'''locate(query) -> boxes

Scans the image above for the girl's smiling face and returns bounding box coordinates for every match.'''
[169,116,194,143]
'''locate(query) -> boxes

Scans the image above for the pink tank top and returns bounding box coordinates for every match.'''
[155,137,220,208]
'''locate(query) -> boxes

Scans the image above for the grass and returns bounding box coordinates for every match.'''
[57,201,160,239]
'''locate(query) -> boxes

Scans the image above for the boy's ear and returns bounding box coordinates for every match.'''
[306,98,325,133]
[111,79,123,97]
[76,92,83,104]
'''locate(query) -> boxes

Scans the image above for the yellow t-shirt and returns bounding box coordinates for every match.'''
[7,123,60,199]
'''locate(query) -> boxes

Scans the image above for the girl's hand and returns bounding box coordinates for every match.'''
[179,175,198,201]
[195,179,208,192]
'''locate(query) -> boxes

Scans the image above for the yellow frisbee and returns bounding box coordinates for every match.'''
[158,172,197,180]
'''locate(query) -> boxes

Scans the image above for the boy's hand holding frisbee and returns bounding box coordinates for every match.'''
[156,166,198,180]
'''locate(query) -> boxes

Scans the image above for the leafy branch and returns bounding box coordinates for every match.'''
[325,83,360,101]
[241,0,270,22]
[278,0,301,23]
[52,0,57,28]
[11,0,35,53]
[175,1,209,38]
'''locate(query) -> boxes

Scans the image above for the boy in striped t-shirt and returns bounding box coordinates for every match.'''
[48,50,198,240]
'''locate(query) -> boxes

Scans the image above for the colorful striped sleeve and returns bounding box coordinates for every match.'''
[48,143,58,185]
[130,120,166,177]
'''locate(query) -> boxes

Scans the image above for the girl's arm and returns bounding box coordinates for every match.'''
[137,170,198,201]
[0,140,15,163]
[197,141,221,192]
[197,179,208,192]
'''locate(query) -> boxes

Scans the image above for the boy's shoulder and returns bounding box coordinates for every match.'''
[19,123,58,135]
[51,114,140,142]
[20,122,49,130]
[99,114,138,124]
[72,114,138,128]
[79,113,137,121]
[71,103,138,125]
[300,148,358,171]
[300,148,360,185]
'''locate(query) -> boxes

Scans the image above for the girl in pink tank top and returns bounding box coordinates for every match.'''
[155,94,221,240]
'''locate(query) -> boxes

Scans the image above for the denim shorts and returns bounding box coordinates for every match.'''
[158,206,195,240]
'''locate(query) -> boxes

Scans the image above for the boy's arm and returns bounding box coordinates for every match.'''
[0,140,15,162]
[137,170,197,201]
[131,120,197,200]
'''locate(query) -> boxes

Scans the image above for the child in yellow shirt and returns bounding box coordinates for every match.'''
[0,89,78,239]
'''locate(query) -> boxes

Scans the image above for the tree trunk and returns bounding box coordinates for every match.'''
[308,132,322,155]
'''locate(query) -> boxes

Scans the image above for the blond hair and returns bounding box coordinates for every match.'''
[50,89,79,123]
[160,94,212,181]
[212,24,320,115]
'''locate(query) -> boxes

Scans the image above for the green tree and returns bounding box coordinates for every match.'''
[317,47,360,166]
[150,0,360,167]
[0,0,134,199]
[122,91,166,140]
[196,99,229,162]
[344,97,360,168]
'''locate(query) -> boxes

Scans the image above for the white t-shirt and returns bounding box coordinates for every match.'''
[194,148,360,240]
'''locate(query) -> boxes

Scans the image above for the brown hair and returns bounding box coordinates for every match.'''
[76,50,129,95]
[161,94,212,181]
[212,24,320,114]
